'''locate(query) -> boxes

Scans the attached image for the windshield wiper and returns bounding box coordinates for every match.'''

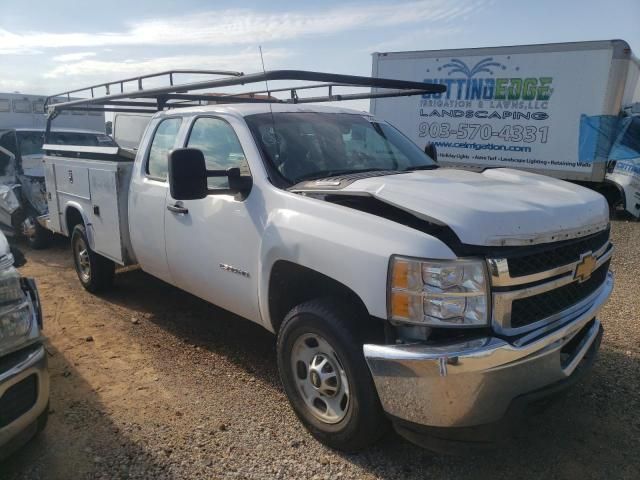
[403,164,439,171]
[294,168,389,183]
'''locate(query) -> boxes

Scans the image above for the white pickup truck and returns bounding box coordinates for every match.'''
[41,70,613,451]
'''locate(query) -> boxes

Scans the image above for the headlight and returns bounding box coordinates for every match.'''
[0,300,32,342]
[389,256,489,327]
[0,257,33,353]
[0,264,26,306]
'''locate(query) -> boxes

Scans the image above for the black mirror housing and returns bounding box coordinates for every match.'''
[424,142,438,163]
[168,148,208,200]
[227,167,253,195]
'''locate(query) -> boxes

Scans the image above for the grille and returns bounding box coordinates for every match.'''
[507,229,609,278]
[0,374,38,428]
[511,260,610,328]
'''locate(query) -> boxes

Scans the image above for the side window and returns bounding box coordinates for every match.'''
[0,99,10,112]
[186,117,249,189]
[32,101,45,114]
[12,99,31,113]
[147,117,183,180]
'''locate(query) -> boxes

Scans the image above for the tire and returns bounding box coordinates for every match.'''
[277,298,388,452]
[23,216,53,250]
[71,224,115,293]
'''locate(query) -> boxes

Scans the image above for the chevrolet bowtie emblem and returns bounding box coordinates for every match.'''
[574,253,597,283]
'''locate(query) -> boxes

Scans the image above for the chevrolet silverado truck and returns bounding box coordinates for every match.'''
[40,70,613,451]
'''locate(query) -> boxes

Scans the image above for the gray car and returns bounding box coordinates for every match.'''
[0,232,48,460]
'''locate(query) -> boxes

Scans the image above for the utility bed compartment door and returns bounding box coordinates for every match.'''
[43,161,61,232]
[53,163,90,200]
[88,169,123,262]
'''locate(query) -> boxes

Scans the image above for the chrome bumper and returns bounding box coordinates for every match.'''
[0,344,50,454]
[363,272,613,428]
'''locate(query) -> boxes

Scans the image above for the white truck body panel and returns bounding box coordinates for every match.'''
[44,155,134,264]
[371,40,638,184]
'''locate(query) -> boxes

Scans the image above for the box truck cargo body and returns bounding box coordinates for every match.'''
[371,40,640,217]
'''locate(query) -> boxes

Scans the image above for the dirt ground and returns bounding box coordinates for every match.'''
[1,219,639,479]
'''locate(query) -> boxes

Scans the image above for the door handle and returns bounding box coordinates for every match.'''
[167,203,189,215]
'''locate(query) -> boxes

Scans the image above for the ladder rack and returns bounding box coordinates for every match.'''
[44,69,446,135]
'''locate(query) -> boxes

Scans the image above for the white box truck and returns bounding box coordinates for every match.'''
[371,40,640,218]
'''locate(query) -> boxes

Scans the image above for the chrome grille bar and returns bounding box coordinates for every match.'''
[488,238,613,336]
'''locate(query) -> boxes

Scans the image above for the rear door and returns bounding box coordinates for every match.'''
[128,116,184,282]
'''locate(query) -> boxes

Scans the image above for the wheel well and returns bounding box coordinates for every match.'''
[268,260,370,333]
[599,182,625,209]
[65,207,84,235]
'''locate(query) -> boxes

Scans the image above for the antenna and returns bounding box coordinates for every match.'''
[259,46,271,97]
[259,46,281,162]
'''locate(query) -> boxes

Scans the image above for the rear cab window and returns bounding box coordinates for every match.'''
[146,117,183,180]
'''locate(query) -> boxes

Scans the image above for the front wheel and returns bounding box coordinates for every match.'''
[71,224,115,293]
[277,299,388,451]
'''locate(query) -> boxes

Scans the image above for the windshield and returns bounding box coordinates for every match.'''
[16,131,116,156]
[619,117,640,156]
[244,112,435,184]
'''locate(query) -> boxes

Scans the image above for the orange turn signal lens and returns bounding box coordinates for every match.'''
[391,260,409,290]
[390,291,410,319]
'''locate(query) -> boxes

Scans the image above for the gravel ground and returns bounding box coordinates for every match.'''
[1,219,639,479]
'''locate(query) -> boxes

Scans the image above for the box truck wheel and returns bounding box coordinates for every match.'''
[276,298,388,452]
[71,224,115,293]
[22,215,53,250]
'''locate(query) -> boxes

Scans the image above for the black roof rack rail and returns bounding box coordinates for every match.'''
[46,69,444,111]
[44,69,446,136]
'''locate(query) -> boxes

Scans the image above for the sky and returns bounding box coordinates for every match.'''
[0,0,638,111]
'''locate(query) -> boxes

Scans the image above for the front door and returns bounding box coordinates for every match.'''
[164,115,262,323]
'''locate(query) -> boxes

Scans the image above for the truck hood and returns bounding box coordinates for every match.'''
[339,168,609,246]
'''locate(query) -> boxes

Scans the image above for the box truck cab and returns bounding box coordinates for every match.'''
[371,40,640,218]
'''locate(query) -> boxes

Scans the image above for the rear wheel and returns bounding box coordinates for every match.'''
[277,298,388,452]
[71,224,115,293]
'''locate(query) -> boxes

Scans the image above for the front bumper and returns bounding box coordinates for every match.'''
[0,343,49,459]
[363,272,613,430]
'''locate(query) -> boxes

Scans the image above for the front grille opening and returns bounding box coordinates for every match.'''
[560,319,596,369]
[0,374,38,428]
[507,229,609,278]
[510,260,610,329]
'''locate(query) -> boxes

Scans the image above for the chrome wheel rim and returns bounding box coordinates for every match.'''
[74,236,91,282]
[291,333,350,424]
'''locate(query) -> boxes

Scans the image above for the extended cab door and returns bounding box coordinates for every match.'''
[163,115,262,323]
[128,116,184,282]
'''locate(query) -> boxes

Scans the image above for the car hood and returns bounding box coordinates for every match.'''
[339,168,609,246]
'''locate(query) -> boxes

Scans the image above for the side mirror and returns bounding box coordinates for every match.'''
[424,142,438,163]
[168,148,207,200]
